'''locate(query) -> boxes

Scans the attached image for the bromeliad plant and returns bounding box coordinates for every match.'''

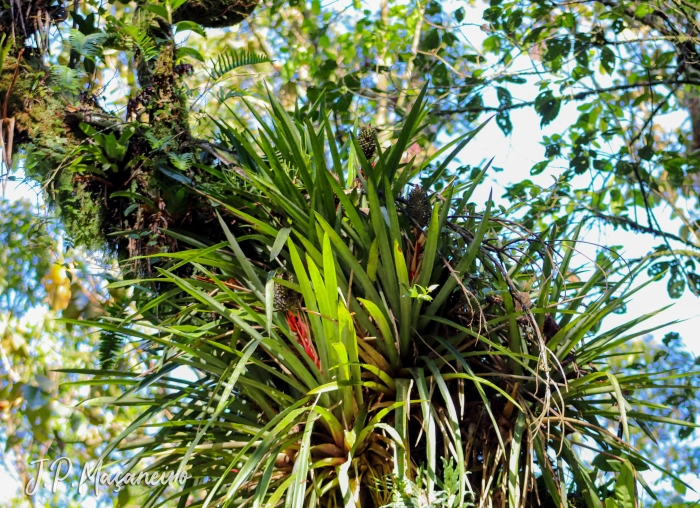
[64,89,697,508]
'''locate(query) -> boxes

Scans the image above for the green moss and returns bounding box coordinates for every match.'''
[132,9,191,151]
[0,56,110,251]
[2,57,78,178]
[56,182,106,251]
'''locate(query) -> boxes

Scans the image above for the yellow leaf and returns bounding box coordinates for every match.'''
[42,264,71,311]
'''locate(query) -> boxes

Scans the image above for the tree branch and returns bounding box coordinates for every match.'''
[581,207,700,250]
[435,80,700,116]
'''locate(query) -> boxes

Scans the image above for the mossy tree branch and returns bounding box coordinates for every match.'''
[0,0,259,268]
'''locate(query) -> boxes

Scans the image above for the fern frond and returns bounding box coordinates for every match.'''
[144,131,174,151]
[168,152,195,171]
[214,89,246,103]
[124,27,158,61]
[98,332,124,370]
[49,65,82,93]
[210,49,271,80]
[68,29,109,59]
[134,32,158,61]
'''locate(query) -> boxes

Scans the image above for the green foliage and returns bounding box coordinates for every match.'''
[210,49,271,79]
[68,28,109,60]
[48,65,82,93]
[75,123,136,171]
[0,33,12,74]
[55,181,107,252]
[0,201,142,507]
[98,331,124,370]
[404,283,438,302]
[123,26,159,62]
[167,151,196,170]
[6,0,700,505]
[60,91,699,508]
[0,200,53,315]
[7,0,700,299]
[380,458,466,508]
[182,0,700,302]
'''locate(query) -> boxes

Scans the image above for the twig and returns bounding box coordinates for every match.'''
[434,80,700,116]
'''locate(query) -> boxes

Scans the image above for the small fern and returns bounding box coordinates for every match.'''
[133,32,158,61]
[261,148,285,167]
[68,29,109,59]
[214,89,246,103]
[99,332,124,370]
[124,26,159,62]
[145,131,174,151]
[168,152,195,171]
[49,65,82,93]
[211,49,271,80]
[378,460,473,508]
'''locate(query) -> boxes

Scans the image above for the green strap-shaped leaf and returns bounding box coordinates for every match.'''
[366,176,400,313]
[411,201,441,331]
[410,368,437,497]
[339,304,363,404]
[287,239,328,378]
[316,214,387,317]
[307,256,335,376]
[385,83,430,182]
[559,436,603,508]
[287,408,319,508]
[422,192,493,325]
[394,378,413,480]
[532,431,563,508]
[333,343,355,422]
[606,372,630,442]
[322,234,339,321]
[216,211,264,294]
[393,239,412,359]
[507,411,526,508]
[425,359,467,504]
[357,297,400,369]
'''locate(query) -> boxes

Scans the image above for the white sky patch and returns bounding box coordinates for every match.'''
[0,467,21,503]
